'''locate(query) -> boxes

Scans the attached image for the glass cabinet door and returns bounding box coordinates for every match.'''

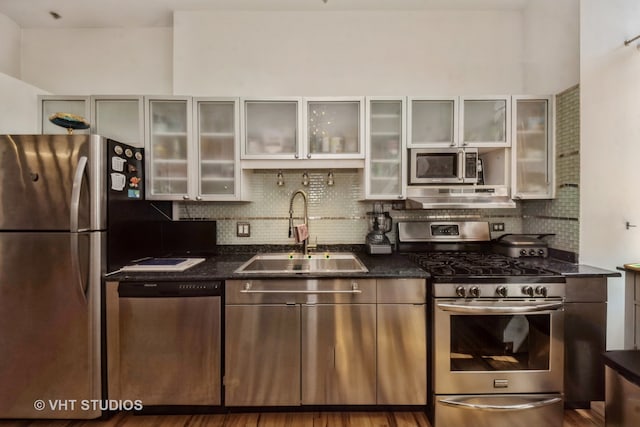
[366,98,405,199]
[408,98,457,148]
[242,99,300,159]
[39,96,90,135]
[92,96,144,147]
[305,98,364,158]
[146,98,191,200]
[460,97,510,147]
[512,97,553,199]
[196,99,238,199]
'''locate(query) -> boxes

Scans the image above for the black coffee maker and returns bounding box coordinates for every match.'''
[365,202,392,254]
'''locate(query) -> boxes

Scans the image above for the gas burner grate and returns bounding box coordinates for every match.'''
[407,252,556,277]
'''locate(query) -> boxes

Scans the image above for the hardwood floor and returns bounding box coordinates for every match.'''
[0,409,604,427]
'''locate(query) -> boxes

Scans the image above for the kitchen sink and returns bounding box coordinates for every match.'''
[234,252,368,274]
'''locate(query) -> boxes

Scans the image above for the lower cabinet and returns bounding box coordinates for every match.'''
[301,304,376,404]
[225,304,301,406]
[224,278,426,407]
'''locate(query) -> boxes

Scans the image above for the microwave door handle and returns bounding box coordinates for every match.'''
[457,149,464,181]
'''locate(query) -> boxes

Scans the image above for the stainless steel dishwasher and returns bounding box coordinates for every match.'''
[108,281,222,406]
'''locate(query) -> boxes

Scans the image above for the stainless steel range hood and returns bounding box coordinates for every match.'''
[405,186,516,209]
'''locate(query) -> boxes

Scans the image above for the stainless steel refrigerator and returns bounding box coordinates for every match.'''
[0,134,150,419]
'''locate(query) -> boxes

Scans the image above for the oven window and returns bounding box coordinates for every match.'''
[415,153,458,179]
[450,314,550,371]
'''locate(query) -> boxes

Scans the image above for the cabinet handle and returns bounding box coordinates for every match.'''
[294,154,299,159]
[240,289,362,294]
[182,195,190,200]
[196,196,202,201]
[307,153,312,159]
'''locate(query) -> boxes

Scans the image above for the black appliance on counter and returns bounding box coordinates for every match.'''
[396,221,566,427]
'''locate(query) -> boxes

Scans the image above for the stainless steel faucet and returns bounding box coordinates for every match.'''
[288,189,315,255]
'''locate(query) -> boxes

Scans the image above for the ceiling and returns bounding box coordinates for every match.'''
[0,0,527,29]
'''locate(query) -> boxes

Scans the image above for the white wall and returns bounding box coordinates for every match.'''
[173,10,525,96]
[20,28,174,95]
[0,14,21,78]
[522,0,579,93]
[0,73,48,133]
[580,0,640,349]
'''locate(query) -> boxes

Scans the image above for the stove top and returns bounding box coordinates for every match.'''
[407,251,561,282]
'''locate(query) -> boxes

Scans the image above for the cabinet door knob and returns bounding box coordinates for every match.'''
[196,196,202,201]
[307,153,312,159]
[183,195,190,200]
[294,154,299,159]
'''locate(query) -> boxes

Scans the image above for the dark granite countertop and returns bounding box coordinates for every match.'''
[105,247,428,282]
[104,244,620,282]
[522,258,621,278]
[603,350,640,387]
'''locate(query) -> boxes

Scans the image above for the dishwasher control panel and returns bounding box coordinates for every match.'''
[118,281,222,298]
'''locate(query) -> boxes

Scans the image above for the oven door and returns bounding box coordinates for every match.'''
[434,299,564,394]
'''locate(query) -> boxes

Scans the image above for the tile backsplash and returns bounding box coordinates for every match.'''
[177,85,580,255]
[176,169,522,246]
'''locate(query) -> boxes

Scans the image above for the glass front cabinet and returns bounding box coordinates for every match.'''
[38,95,91,135]
[511,95,554,199]
[91,95,144,147]
[364,97,406,199]
[408,97,458,148]
[304,97,365,159]
[145,96,193,200]
[241,98,302,159]
[195,98,240,200]
[460,96,511,147]
[241,97,364,161]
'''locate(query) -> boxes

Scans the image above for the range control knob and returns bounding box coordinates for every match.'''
[455,286,466,298]
[529,249,537,256]
[496,286,508,297]
[520,249,528,256]
[535,286,548,297]
[469,286,480,298]
[522,285,534,297]
[539,249,546,256]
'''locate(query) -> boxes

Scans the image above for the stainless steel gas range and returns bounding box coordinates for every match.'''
[397,221,565,427]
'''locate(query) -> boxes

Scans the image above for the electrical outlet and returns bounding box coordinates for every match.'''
[236,222,250,237]
[491,222,505,232]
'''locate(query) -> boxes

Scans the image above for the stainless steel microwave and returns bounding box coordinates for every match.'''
[409,148,479,185]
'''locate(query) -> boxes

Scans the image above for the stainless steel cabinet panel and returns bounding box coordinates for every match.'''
[605,366,640,427]
[301,304,376,405]
[118,296,221,405]
[225,304,301,406]
[377,303,427,404]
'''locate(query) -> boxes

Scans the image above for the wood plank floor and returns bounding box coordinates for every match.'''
[0,409,604,427]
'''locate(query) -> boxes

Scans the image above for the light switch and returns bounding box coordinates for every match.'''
[237,222,250,237]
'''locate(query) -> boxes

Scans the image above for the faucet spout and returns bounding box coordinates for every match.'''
[289,189,310,255]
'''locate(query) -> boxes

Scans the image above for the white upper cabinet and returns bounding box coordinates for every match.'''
[241,97,302,160]
[511,95,554,199]
[38,95,90,135]
[460,96,511,147]
[364,97,406,200]
[408,97,458,148]
[195,98,241,201]
[145,96,193,201]
[303,97,365,159]
[91,95,144,147]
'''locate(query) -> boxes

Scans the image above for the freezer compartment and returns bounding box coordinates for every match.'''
[435,394,564,427]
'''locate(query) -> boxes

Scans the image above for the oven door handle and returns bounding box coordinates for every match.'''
[436,302,563,314]
[439,396,562,412]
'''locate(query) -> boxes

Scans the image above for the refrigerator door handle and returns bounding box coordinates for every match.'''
[70,233,88,303]
[70,156,88,233]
